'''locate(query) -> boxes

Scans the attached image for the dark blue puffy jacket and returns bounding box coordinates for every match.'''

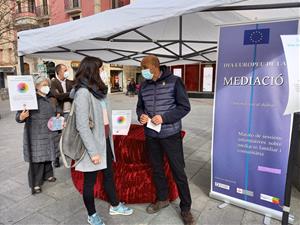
[136,66,191,138]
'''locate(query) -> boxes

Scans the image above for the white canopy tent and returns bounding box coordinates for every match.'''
[17,0,300,66]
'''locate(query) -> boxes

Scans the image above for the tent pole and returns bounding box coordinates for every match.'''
[19,56,25,75]
[179,16,183,57]
[19,56,35,195]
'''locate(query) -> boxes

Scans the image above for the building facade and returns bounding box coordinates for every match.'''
[1,0,137,94]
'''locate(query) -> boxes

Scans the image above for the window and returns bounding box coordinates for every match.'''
[72,15,80,20]
[112,0,130,8]
[28,0,35,13]
[73,0,79,8]
[17,2,22,13]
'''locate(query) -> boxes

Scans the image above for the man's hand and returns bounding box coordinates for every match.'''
[20,110,29,121]
[140,114,149,125]
[151,115,163,125]
[91,154,101,165]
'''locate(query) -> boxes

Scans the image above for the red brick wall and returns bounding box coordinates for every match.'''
[49,0,70,25]
[101,0,111,11]
[82,1,95,17]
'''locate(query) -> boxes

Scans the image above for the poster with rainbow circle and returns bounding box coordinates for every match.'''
[7,75,38,111]
[112,110,132,135]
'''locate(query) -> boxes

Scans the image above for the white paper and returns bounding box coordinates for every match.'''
[203,67,213,92]
[173,68,182,78]
[281,35,300,115]
[7,75,38,111]
[112,110,131,135]
[146,118,161,133]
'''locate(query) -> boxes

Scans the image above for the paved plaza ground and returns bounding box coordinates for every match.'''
[0,93,300,225]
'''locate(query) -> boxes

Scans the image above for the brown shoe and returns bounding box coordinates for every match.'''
[181,211,195,225]
[146,200,170,214]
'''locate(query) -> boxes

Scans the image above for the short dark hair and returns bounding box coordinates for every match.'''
[55,64,64,75]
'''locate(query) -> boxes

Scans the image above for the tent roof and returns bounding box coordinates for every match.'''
[17,0,300,66]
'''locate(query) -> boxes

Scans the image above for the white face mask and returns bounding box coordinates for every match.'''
[100,71,106,81]
[64,71,70,79]
[40,86,50,95]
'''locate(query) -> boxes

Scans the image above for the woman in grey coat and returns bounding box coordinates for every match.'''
[73,56,133,225]
[16,75,61,194]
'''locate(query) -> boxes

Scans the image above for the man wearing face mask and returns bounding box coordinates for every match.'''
[136,55,194,225]
[50,64,74,167]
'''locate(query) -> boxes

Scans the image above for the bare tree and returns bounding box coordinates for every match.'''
[0,0,17,47]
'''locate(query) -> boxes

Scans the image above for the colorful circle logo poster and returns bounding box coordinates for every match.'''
[17,82,29,93]
[117,116,126,124]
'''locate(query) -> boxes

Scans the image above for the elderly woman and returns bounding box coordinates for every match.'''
[16,75,61,194]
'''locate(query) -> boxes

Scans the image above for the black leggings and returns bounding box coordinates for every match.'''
[83,139,119,216]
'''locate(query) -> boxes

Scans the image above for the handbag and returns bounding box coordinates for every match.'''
[59,93,94,168]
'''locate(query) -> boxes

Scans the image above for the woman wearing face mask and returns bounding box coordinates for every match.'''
[16,75,61,194]
[73,56,133,225]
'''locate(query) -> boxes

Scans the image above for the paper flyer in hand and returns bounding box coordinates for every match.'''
[7,75,38,111]
[146,118,161,133]
[112,110,131,135]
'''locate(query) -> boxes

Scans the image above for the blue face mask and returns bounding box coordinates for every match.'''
[141,69,153,80]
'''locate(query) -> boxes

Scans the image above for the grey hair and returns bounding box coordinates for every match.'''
[33,75,50,86]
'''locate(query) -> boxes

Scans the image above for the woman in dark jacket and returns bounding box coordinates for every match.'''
[16,75,61,194]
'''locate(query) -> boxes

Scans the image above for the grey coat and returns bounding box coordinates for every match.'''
[16,95,60,163]
[73,88,115,172]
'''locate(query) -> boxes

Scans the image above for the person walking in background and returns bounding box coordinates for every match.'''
[50,64,74,167]
[16,75,60,194]
[127,78,136,97]
[73,56,133,225]
[136,55,195,225]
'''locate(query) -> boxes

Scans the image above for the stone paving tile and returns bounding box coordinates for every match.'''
[14,213,59,225]
[0,193,16,211]
[43,179,78,200]
[191,169,211,190]
[17,193,57,213]
[38,192,84,222]
[0,179,31,202]
[184,159,205,180]
[0,202,33,225]
[241,210,281,225]
[186,151,211,165]
[196,199,245,225]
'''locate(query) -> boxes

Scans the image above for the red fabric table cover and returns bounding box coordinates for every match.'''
[71,124,185,204]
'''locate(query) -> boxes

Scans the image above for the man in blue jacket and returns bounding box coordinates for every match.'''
[136,55,194,225]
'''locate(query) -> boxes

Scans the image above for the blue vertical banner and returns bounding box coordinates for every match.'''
[210,20,299,219]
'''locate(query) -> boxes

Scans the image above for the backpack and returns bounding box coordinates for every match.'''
[59,93,94,168]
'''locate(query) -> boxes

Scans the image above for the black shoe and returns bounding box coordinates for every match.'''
[54,157,60,168]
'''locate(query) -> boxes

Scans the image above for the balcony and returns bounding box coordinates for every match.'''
[64,0,82,15]
[15,4,50,30]
[15,6,39,31]
[35,5,51,21]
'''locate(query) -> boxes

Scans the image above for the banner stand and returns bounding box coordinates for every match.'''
[209,191,294,224]
[282,114,299,225]
[210,20,298,225]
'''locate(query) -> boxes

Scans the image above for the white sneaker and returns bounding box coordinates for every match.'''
[87,213,105,225]
[109,202,134,216]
